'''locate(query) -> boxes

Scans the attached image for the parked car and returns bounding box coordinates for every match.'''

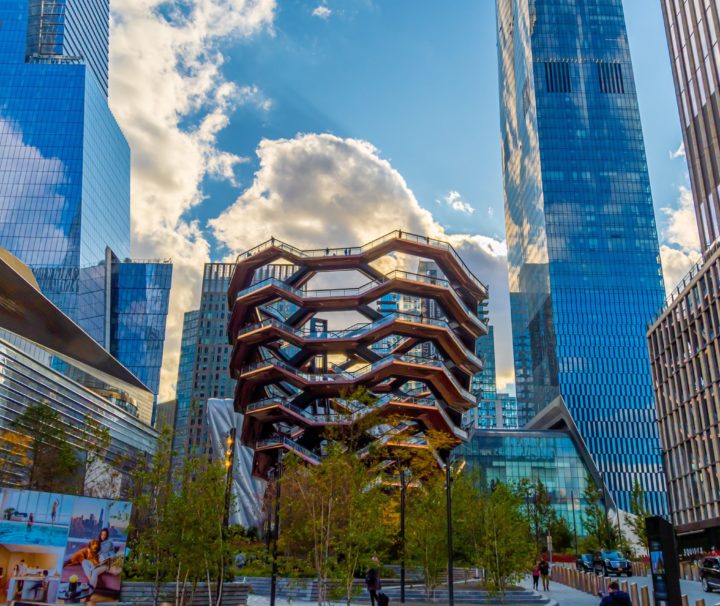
[700,556,720,592]
[593,550,633,576]
[576,554,594,573]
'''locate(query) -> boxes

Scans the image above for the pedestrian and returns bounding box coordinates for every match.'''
[531,562,540,591]
[51,500,58,524]
[365,556,381,606]
[598,581,632,606]
[539,559,550,591]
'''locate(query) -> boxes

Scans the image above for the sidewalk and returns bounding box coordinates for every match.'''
[518,577,600,606]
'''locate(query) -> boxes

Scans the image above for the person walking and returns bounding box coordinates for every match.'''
[539,559,550,591]
[531,562,540,591]
[365,556,381,606]
[598,581,632,606]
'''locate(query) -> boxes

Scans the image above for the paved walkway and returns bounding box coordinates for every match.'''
[518,577,599,606]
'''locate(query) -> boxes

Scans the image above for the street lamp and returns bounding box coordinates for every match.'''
[216,427,236,604]
[445,456,465,606]
[400,469,407,604]
[269,453,283,606]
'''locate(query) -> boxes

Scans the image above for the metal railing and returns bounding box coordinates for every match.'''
[234,230,488,294]
[255,436,320,463]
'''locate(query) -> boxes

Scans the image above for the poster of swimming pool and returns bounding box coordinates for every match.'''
[0,488,132,605]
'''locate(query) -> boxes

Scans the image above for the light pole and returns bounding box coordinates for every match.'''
[445,460,454,606]
[400,469,406,603]
[270,453,283,606]
[216,427,236,604]
[570,491,579,555]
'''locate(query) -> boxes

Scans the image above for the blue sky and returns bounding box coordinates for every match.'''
[190,0,690,254]
[110,0,697,397]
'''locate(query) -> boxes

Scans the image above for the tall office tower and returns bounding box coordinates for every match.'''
[173,264,237,461]
[472,326,497,401]
[647,0,720,551]
[661,0,720,251]
[0,0,171,397]
[497,0,667,511]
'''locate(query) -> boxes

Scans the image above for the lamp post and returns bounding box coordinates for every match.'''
[445,460,454,606]
[216,427,236,604]
[400,469,407,603]
[270,453,283,606]
[570,491,579,555]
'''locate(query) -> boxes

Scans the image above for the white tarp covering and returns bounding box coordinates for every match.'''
[207,399,265,529]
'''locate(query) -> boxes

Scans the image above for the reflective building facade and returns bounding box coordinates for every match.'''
[497,0,667,511]
[454,429,593,534]
[0,0,171,399]
[0,248,157,489]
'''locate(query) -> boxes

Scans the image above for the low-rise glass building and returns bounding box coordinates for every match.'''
[454,427,598,536]
[0,248,157,490]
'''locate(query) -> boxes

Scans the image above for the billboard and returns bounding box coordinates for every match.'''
[0,488,131,605]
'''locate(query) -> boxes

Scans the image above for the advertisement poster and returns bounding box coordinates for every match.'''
[0,488,131,605]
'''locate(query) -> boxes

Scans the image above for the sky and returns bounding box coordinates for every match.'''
[108,0,699,400]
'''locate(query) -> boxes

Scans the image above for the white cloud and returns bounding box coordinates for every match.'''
[312,5,332,19]
[108,0,276,400]
[210,133,515,393]
[660,185,702,293]
[669,141,686,159]
[661,186,700,252]
[660,245,701,293]
[437,190,475,215]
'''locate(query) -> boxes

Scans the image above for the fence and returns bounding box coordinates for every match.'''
[550,564,714,606]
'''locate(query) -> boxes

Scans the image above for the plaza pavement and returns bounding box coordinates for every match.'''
[520,573,720,606]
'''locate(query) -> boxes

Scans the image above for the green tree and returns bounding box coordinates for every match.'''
[628,479,650,549]
[477,483,535,596]
[279,447,390,606]
[548,516,574,554]
[581,476,618,551]
[405,475,447,599]
[11,403,80,491]
[514,478,556,554]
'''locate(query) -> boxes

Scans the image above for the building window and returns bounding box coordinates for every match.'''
[597,62,625,94]
[544,61,571,93]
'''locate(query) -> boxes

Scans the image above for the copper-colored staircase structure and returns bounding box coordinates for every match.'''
[227,230,488,478]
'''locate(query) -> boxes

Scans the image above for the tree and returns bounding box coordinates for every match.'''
[0,428,31,486]
[125,429,232,606]
[581,476,619,551]
[405,475,447,599]
[514,478,556,554]
[548,516,574,554]
[477,483,534,596]
[279,446,390,606]
[628,479,650,550]
[10,403,80,491]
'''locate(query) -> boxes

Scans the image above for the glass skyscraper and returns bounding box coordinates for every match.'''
[0,0,171,398]
[497,0,667,511]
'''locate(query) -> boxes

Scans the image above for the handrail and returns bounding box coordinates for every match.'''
[234,271,486,331]
[255,436,320,463]
[234,230,488,294]
[239,354,474,403]
[233,313,482,368]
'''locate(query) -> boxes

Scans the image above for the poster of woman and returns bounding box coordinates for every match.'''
[58,497,131,603]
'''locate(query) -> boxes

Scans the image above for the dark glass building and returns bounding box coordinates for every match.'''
[173,264,236,463]
[497,0,667,511]
[0,0,171,399]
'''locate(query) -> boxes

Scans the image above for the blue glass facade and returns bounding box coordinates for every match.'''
[111,260,172,399]
[497,0,667,512]
[0,0,170,398]
[472,325,497,400]
[455,430,592,534]
[172,309,199,459]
